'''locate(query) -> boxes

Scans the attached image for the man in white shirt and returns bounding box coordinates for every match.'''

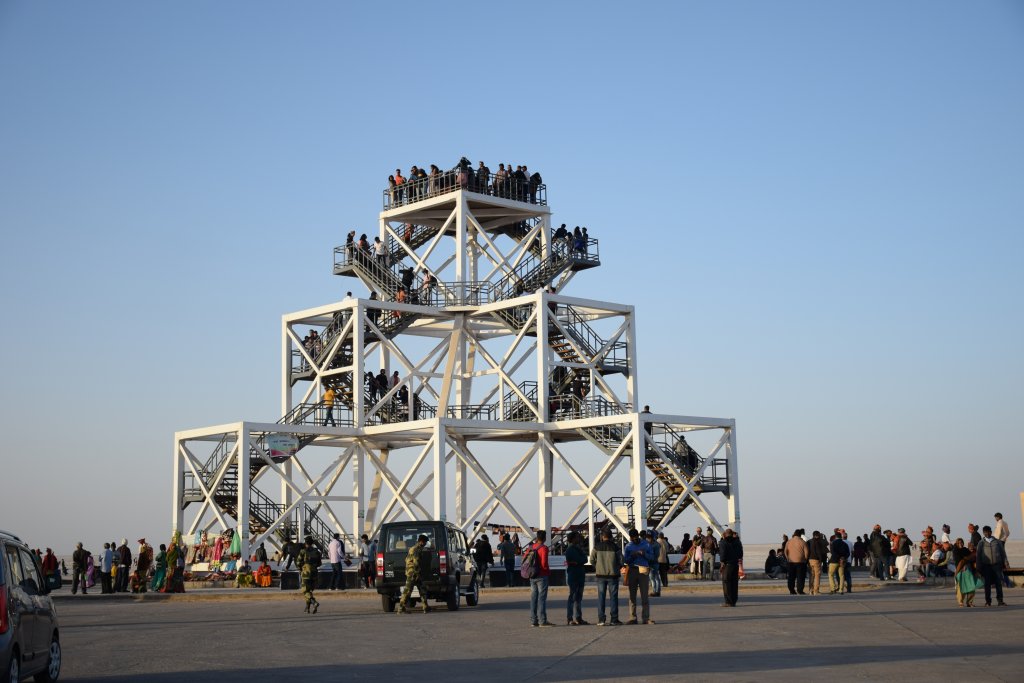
[373,237,388,265]
[940,524,951,544]
[994,513,1012,588]
[994,513,1010,542]
[328,533,346,591]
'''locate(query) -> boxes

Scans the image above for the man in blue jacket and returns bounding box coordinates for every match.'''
[624,528,657,624]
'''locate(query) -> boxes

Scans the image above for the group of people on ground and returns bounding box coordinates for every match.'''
[766,513,1012,607]
[67,535,186,596]
[387,158,543,207]
[513,525,744,628]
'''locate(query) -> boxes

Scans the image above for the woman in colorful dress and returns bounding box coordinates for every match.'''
[151,544,168,591]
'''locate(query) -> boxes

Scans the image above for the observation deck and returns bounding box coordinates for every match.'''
[384,166,546,211]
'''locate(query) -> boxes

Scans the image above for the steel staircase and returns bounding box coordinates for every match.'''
[550,397,708,529]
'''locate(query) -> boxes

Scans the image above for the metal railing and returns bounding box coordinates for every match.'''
[556,306,627,372]
[278,401,355,428]
[554,394,633,422]
[291,310,354,375]
[384,168,547,210]
[387,223,441,258]
[501,381,538,422]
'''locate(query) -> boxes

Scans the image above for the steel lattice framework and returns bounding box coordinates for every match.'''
[172,174,739,559]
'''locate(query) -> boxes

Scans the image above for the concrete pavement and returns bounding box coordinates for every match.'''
[54,583,1022,682]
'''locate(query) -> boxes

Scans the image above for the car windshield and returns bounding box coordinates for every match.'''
[385,527,437,552]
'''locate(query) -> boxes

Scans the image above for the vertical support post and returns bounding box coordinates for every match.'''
[238,425,251,562]
[536,291,549,420]
[630,414,647,530]
[354,300,365,423]
[455,192,467,302]
[433,422,447,521]
[725,424,741,535]
[280,319,295,538]
[354,444,366,538]
[538,435,552,536]
[171,437,183,537]
[281,317,291,418]
[625,306,639,409]
[587,497,595,555]
[456,456,467,527]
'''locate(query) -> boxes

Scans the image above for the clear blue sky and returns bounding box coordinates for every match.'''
[2,1,1022,552]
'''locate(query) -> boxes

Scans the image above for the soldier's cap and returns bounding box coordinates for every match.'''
[417,535,429,544]
[898,528,905,533]
[304,536,313,545]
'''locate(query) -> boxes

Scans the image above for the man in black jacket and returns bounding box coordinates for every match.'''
[719,529,743,607]
[807,530,829,595]
[472,535,494,588]
[868,526,891,582]
[71,542,89,595]
[828,534,849,594]
[116,539,132,593]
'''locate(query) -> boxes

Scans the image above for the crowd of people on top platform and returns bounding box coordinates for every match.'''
[387,158,544,207]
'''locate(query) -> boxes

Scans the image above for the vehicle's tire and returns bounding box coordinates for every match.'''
[34,634,61,682]
[381,594,396,613]
[446,582,460,611]
[8,650,20,683]
[465,578,479,607]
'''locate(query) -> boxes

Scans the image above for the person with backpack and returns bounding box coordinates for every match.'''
[522,530,553,627]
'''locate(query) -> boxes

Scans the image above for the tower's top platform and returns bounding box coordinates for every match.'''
[385,158,545,210]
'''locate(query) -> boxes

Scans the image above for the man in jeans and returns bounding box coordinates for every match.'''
[624,528,656,624]
[526,530,553,627]
[589,527,623,626]
[328,533,346,591]
[828,533,849,594]
[702,530,718,580]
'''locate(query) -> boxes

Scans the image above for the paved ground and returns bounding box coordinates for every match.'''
[54,583,1022,682]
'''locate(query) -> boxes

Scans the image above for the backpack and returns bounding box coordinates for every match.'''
[520,545,539,579]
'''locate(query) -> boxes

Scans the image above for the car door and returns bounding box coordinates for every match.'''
[18,548,50,658]
[449,528,470,589]
[4,545,40,669]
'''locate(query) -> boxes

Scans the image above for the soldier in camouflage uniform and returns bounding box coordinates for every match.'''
[398,534,431,614]
[297,536,322,614]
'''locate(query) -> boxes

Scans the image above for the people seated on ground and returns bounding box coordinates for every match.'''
[236,561,254,588]
[764,549,786,579]
[255,561,273,588]
[926,544,951,577]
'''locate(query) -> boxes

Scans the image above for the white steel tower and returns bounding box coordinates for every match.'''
[172,162,739,560]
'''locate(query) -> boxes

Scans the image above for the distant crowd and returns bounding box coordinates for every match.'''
[764,513,1012,607]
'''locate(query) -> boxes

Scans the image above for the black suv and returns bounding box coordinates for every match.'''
[1,530,60,682]
[375,521,479,612]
